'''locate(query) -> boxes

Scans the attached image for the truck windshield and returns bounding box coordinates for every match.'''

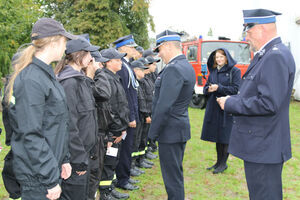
[201,42,251,64]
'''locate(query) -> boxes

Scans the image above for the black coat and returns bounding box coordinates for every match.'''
[8,57,69,188]
[57,66,98,171]
[104,68,129,136]
[201,48,241,144]
[144,74,155,115]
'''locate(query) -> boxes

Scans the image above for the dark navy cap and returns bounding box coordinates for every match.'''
[113,34,138,48]
[153,30,183,52]
[243,9,281,31]
[142,49,157,57]
[91,51,109,63]
[131,60,148,69]
[136,46,144,54]
[145,56,160,64]
[137,57,148,65]
[100,48,127,61]
[66,38,100,54]
[31,18,77,41]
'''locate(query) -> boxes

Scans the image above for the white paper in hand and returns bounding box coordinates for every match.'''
[106,147,118,157]
[122,132,127,140]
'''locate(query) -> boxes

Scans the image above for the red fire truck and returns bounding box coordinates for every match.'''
[182,36,252,108]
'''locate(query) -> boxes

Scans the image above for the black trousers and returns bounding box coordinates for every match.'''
[132,121,143,158]
[88,132,106,199]
[159,142,186,200]
[100,142,122,189]
[244,161,283,200]
[60,164,90,200]
[116,127,134,187]
[21,185,49,200]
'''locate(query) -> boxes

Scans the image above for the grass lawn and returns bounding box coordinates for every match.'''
[0,101,299,200]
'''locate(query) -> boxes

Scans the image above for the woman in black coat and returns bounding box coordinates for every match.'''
[201,48,241,174]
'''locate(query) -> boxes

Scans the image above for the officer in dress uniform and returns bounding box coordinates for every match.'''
[113,35,141,191]
[148,30,196,200]
[217,9,296,200]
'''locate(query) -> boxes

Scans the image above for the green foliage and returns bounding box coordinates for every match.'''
[39,0,154,49]
[0,0,41,80]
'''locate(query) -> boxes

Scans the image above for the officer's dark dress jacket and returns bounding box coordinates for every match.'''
[57,65,98,171]
[148,55,196,143]
[117,58,139,122]
[225,37,296,164]
[9,57,69,188]
[103,68,129,137]
[201,48,241,144]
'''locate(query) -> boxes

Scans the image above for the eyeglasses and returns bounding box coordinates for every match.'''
[243,23,258,32]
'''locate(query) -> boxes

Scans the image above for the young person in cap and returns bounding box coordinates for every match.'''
[3,18,76,200]
[217,9,296,200]
[113,35,140,190]
[201,48,241,174]
[98,48,130,200]
[144,56,161,154]
[55,37,100,200]
[87,50,112,200]
[148,30,196,200]
[131,60,155,169]
[135,46,144,60]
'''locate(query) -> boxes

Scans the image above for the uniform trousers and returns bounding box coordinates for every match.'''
[116,127,134,187]
[88,132,105,199]
[99,142,122,190]
[244,161,283,200]
[159,142,186,200]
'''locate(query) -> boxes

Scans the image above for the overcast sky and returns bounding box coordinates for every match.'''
[149,0,299,40]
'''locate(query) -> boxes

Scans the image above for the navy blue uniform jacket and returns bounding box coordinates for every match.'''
[117,58,139,122]
[201,48,241,144]
[148,55,196,143]
[225,37,295,164]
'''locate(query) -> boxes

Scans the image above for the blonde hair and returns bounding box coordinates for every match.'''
[5,34,64,103]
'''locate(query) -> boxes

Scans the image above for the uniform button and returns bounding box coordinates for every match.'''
[233,120,236,123]
[249,130,252,133]
[243,77,246,80]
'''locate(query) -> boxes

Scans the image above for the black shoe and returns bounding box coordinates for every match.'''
[146,152,158,160]
[134,166,145,174]
[117,183,139,190]
[100,191,117,200]
[206,163,219,170]
[128,178,140,184]
[111,189,129,199]
[213,164,228,174]
[143,159,154,166]
[138,161,152,169]
[130,168,141,177]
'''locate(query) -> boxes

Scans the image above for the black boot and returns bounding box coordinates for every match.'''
[213,144,229,174]
[100,188,117,200]
[207,143,222,170]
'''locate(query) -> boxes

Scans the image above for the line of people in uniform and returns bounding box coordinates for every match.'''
[1,18,162,200]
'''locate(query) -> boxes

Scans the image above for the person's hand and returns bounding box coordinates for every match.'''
[208,84,218,92]
[86,58,99,79]
[145,117,151,124]
[46,184,61,200]
[113,131,126,143]
[76,171,87,176]
[107,142,113,149]
[128,120,136,128]
[61,163,72,180]
[216,96,230,110]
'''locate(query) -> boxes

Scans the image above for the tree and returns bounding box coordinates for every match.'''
[39,0,154,49]
[0,0,41,79]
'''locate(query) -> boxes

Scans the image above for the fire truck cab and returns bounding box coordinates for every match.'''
[182,36,252,108]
